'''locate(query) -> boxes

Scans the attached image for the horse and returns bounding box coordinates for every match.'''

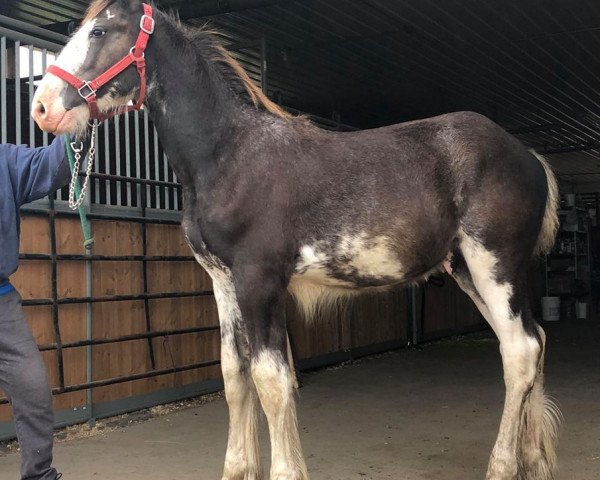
[32,1,562,479]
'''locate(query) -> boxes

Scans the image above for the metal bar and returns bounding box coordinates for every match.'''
[143,109,151,205]
[25,209,182,226]
[0,13,68,44]
[22,290,213,307]
[41,49,48,145]
[1,36,6,144]
[124,112,132,206]
[38,325,220,351]
[169,0,297,19]
[28,44,34,147]
[14,40,20,145]
[163,152,169,210]
[173,172,179,210]
[85,247,94,424]
[48,195,65,389]
[114,116,122,206]
[154,127,160,208]
[104,119,110,204]
[81,171,181,188]
[508,123,559,135]
[54,360,221,394]
[406,286,418,346]
[134,110,141,206]
[0,361,221,404]
[260,35,268,95]
[94,123,100,204]
[20,253,195,262]
[537,142,600,155]
[0,26,63,52]
[141,175,157,370]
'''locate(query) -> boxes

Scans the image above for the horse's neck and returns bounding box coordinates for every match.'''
[144,17,243,186]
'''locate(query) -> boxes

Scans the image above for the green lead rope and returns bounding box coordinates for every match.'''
[65,135,95,250]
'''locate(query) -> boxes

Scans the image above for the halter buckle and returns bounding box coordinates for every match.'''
[140,14,155,34]
[78,81,97,100]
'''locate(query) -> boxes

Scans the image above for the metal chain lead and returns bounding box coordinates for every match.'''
[68,123,97,210]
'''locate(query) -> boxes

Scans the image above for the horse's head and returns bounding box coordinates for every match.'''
[32,0,151,136]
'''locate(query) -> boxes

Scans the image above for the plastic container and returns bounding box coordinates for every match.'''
[542,297,560,322]
[576,302,588,319]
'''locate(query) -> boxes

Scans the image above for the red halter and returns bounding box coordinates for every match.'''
[47,3,155,122]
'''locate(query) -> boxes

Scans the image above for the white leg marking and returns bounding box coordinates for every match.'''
[459,233,559,480]
[193,253,262,480]
[252,350,309,480]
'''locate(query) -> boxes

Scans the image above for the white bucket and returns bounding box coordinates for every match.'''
[542,297,560,322]
[576,302,588,319]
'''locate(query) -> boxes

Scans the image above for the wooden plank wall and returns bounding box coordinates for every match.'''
[416,280,485,341]
[1,214,482,424]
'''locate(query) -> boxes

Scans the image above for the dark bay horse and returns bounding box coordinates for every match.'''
[32,1,561,479]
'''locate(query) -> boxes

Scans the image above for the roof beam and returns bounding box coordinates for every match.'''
[162,0,302,20]
[537,141,600,155]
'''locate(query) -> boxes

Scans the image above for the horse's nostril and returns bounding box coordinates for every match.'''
[33,100,47,119]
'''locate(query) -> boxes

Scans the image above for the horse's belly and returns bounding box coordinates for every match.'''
[292,233,406,288]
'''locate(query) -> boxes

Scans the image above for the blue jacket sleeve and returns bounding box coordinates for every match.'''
[4,136,71,206]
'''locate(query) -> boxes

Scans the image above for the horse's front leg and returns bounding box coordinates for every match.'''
[234,265,310,480]
[212,270,262,480]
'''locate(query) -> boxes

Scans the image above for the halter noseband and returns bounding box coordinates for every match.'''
[47,3,155,122]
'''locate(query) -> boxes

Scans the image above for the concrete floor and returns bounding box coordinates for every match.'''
[0,321,599,480]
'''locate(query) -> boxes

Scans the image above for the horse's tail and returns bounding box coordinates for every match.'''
[532,151,560,255]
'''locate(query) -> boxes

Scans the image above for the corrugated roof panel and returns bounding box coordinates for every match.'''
[1,0,598,183]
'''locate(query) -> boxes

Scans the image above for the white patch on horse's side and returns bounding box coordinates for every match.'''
[337,233,403,279]
[294,245,352,287]
[289,233,403,320]
[251,350,309,479]
[106,9,116,19]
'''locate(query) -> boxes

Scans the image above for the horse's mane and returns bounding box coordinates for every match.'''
[207,42,292,120]
[84,0,292,120]
[180,22,292,120]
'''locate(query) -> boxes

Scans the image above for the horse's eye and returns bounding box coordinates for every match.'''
[90,28,107,38]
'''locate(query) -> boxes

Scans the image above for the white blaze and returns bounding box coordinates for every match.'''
[53,19,96,76]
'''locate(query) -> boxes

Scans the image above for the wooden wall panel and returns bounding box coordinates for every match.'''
[418,279,484,341]
[286,299,342,360]
[349,287,407,349]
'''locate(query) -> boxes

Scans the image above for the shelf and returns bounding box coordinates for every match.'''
[558,207,589,214]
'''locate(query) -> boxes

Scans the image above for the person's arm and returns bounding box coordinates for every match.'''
[4,136,71,206]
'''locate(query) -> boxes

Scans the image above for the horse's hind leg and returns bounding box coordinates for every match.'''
[453,236,561,480]
[211,270,262,480]
[234,265,309,480]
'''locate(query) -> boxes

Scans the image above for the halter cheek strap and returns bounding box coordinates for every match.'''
[47,3,155,122]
